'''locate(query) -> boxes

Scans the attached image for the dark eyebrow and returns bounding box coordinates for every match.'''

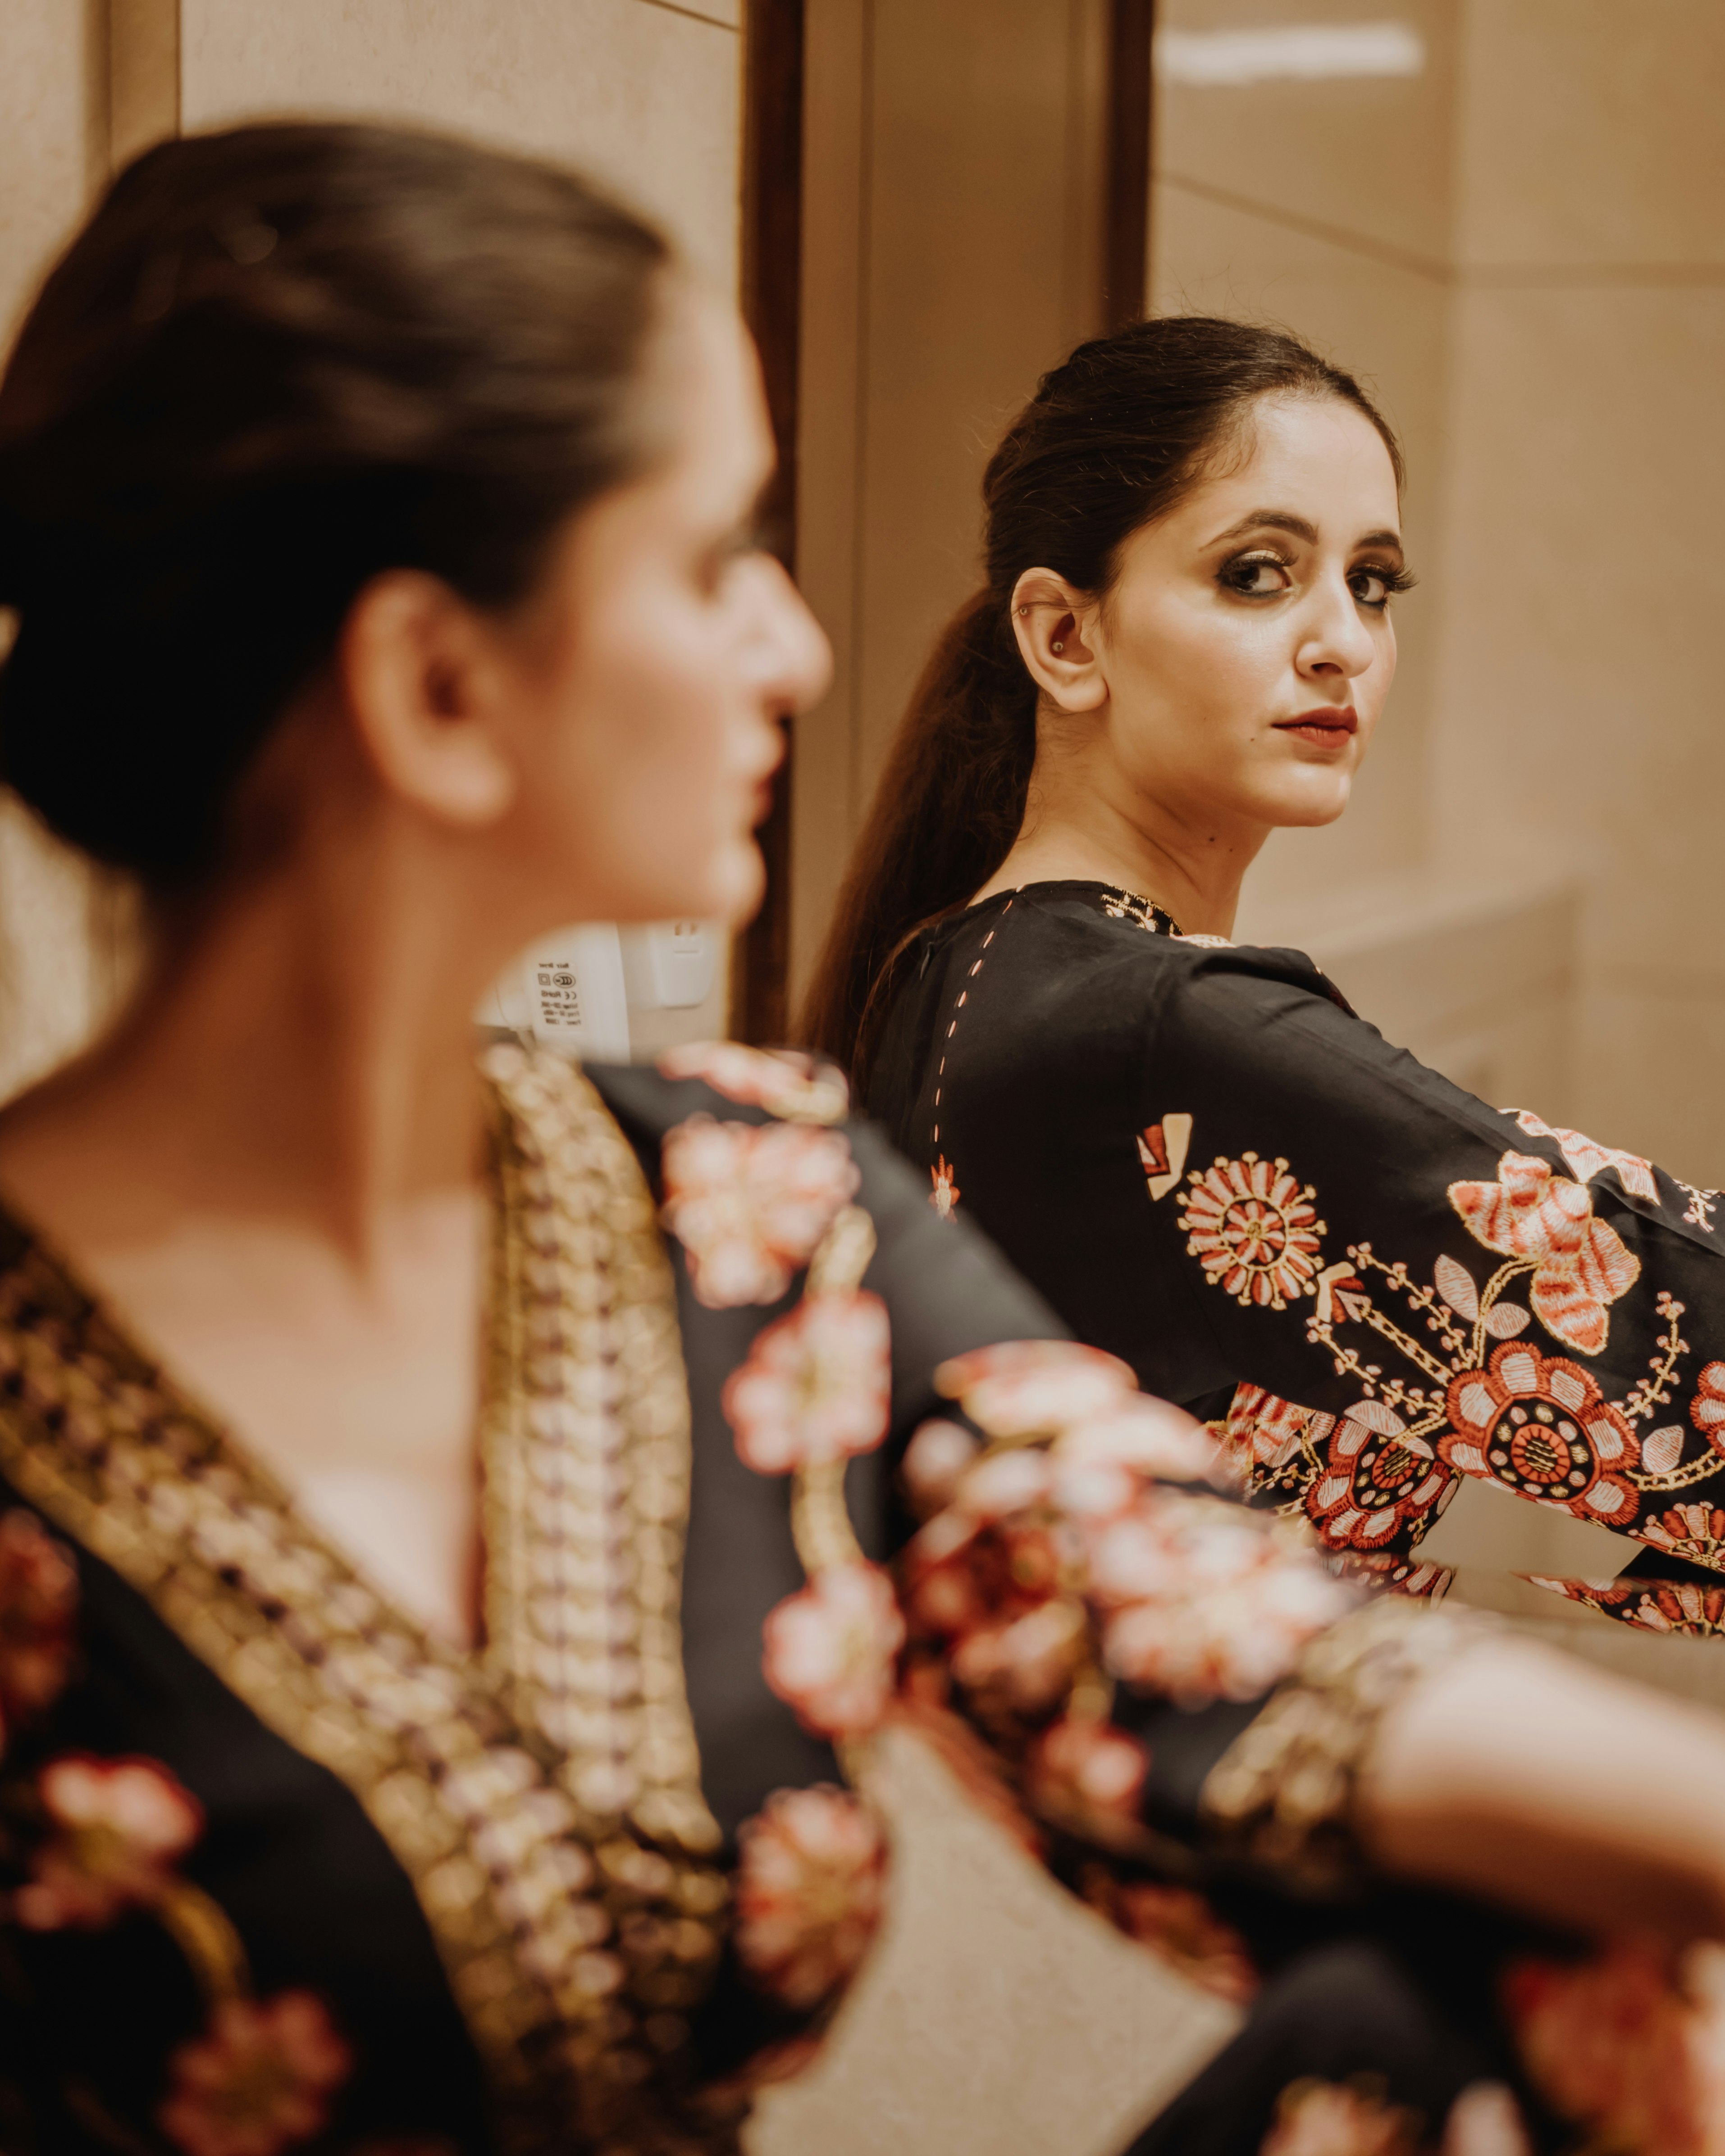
[1209,510,1404,559]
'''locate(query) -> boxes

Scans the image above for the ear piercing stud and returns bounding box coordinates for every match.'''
[1051,640,1065,653]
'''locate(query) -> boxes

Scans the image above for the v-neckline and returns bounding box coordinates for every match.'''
[0,1046,728,2144]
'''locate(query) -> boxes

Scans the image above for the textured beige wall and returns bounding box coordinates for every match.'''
[179,0,741,290]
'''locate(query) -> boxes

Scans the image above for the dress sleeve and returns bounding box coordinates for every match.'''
[1132,946,1725,1587]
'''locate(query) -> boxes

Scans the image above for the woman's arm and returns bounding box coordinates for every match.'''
[1364,1633,1725,1939]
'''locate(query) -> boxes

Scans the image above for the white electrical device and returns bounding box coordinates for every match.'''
[477,921,716,1062]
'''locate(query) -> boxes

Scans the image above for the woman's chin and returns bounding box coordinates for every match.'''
[1263,774,1355,830]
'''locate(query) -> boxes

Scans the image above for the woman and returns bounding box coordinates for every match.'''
[812,315,1725,1630]
[0,125,1722,2156]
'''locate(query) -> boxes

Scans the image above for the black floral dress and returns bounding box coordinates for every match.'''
[0,1040,1670,2156]
[865,882,1725,1637]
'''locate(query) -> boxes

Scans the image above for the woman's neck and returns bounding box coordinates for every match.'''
[972,747,1269,939]
[0,811,511,1272]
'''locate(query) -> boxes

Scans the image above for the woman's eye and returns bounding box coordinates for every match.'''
[1350,567,1394,608]
[1220,554,1291,598]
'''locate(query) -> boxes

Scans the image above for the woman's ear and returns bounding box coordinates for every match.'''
[1008,568,1107,712]
[337,570,520,827]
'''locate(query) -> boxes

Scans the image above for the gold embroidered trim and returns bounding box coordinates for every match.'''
[0,1047,736,2155]
[1200,1598,1498,1894]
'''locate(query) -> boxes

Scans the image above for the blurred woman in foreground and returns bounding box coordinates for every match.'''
[0,121,1721,2156]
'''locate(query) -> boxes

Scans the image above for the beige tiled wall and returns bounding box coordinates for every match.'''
[1431,0,1725,1179]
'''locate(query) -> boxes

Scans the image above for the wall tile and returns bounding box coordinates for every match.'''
[181,0,740,289]
[1428,283,1725,981]
[1156,0,1460,270]
[1455,0,1725,269]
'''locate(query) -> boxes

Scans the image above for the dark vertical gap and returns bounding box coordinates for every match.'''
[1104,0,1155,328]
[732,0,806,1046]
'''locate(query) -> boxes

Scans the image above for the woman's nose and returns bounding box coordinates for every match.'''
[744,555,833,716]
[1298,576,1378,681]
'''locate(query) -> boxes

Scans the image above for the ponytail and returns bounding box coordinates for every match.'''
[799,588,1035,1074]
[798,314,1403,1079]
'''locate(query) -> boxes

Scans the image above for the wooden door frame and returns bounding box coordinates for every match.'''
[732,0,1155,1044]
[732,0,806,1046]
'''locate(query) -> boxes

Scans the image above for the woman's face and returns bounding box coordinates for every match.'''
[1031,393,1406,838]
[494,285,830,928]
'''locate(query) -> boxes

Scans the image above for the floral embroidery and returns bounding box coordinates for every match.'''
[722,1290,892,1473]
[1088,1500,1355,1705]
[899,1418,980,1518]
[934,1339,1137,1440]
[1260,2079,1421,2156]
[1099,889,1181,934]
[1027,1715,1148,1828]
[1137,1114,1192,1203]
[1502,1942,1725,2156]
[159,1991,352,2156]
[1441,1345,1640,1524]
[1219,1385,1332,1494]
[1448,1151,1639,1355]
[17,1755,204,1930]
[1642,1502,1725,1568]
[929,1155,960,1219]
[761,1563,905,1737]
[656,1041,848,1125]
[1692,1362,1725,1456]
[1305,1399,1455,1553]
[733,1787,886,2012]
[1511,1109,1659,1204]
[661,1114,860,1308]
[1180,1154,1325,1310]
[0,1507,76,1723]
[1532,1573,1725,1639]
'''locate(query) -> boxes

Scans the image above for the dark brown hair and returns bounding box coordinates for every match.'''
[800,315,1402,1076]
[0,122,671,885]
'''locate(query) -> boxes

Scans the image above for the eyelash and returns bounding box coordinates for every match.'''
[1218,549,1418,610]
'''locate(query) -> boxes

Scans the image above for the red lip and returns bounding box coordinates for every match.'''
[1274,708,1358,745]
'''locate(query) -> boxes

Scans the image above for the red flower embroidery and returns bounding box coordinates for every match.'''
[1513,1110,1658,1203]
[734,1787,886,2011]
[1179,1153,1325,1311]
[159,1991,351,2156]
[929,1156,960,1219]
[661,1114,859,1309]
[1054,1396,1223,1488]
[761,1563,905,1737]
[1442,1344,1640,1525]
[1260,2079,1422,2156]
[1448,1151,1639,1355]
[1027,1714,1148,1828]
[1088,1495,1355,1706]
[18,1755,203,1929]
[1640,1504,1725,1571]
[1305,1400,1454,1554]
[1222,1384,1329,1481]
[934,1339,1137,1440]
[0,1507,77,1725]
[657,1041,848,1125]
[1502,1943,1719,2156]
[723,1290,891,1474]
[1692,1362,1725,1458]
[949,1596,1088,1719]
[1535,1575,1725,1639]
